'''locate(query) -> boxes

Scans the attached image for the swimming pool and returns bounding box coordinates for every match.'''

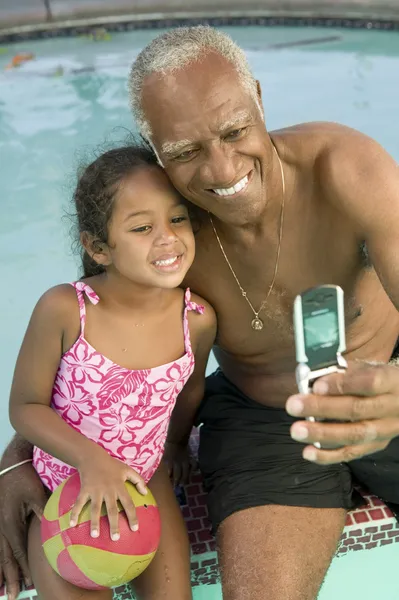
[1,23,399,600]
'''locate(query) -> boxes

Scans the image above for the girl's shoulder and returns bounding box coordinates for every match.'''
[185,289,217,338]
[33,283,80,327]
[37,282,77,308]
[187,290,215,318]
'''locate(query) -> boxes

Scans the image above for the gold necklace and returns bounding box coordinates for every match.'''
[209,143,285,331]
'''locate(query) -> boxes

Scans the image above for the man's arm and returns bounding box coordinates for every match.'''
[286,128,399,463]
[0,435,47,600]
[165,296,216,483]
[168,296,216,444]
[326,126,399,307]
[1,434,33,467]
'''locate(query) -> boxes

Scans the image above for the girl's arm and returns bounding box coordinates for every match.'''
[9,285,146,539]
[165,297,216,482]
[9,285,104,467]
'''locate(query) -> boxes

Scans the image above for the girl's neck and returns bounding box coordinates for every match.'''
[88,272,173,313]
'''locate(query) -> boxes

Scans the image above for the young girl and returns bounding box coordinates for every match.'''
[9,144,216,600]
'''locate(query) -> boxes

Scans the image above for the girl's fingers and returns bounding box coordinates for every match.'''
[105,497,120,541]
[118,488,138,532]
[126,470,147,496]
[69,491,89,527]
[89,497,102,538]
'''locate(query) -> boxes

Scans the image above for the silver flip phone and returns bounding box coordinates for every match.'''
[293,285,347,448]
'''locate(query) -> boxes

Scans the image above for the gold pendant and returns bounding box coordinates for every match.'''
[251,317,264,331]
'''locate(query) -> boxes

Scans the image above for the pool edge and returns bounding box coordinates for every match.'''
[1,8,399,44]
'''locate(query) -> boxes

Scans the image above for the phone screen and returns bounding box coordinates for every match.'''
[304,310,339,351]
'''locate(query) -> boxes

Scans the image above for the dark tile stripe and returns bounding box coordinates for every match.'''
[1,15,399,44]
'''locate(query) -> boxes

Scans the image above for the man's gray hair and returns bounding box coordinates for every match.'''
[128,25,259,140]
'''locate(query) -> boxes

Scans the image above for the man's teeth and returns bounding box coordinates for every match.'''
[213,175,249,197]
[154,256,178,266]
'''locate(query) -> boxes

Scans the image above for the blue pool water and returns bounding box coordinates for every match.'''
[1,23,399,447]
[1,23,399,600]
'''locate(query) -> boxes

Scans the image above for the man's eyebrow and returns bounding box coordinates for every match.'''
[217,110,252,132]
[160,111,253,157]
[161,139,194,156]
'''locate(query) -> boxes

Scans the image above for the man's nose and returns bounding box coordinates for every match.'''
[199,144,240,189]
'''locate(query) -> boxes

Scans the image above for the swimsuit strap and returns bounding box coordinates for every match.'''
[70,281,99,336]
[183,288,205,354]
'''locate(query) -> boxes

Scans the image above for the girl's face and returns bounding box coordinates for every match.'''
[103,166,195,289]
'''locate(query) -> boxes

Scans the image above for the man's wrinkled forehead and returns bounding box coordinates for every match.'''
[141,54,252,140]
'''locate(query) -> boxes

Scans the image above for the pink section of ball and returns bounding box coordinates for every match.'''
[41,515,61,544]
[56,548,107,590]
[58,471,80,518]
[60,505,161,555]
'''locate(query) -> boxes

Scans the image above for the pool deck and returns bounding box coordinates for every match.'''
[1,0,399,31]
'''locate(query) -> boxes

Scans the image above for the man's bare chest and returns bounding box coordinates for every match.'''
[186,226,367,358]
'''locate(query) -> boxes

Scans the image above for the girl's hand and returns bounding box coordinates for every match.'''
[163,441,197,486]
[69,453,147,541]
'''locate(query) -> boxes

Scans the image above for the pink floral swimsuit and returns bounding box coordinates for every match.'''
[33,281,204,492]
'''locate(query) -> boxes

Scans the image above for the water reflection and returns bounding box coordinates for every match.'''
[0,26,398,448]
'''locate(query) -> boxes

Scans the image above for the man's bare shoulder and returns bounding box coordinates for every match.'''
[274,121,358,136]
[274,120,395,167]
[272,121,373,160]
[274,121,397,203]
[311,124,397,209]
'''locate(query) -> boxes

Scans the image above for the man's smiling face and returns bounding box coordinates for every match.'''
[140,52,271,225]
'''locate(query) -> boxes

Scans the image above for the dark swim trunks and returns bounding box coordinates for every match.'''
[196,368,399,532]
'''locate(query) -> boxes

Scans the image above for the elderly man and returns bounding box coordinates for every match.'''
[2,26,399,600]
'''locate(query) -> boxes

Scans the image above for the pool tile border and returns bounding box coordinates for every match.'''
[1,15,399,44]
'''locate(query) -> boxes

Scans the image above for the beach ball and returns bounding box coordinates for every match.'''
[41,471,161,590]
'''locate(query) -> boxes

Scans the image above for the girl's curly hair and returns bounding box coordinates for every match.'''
[73,143,158,278]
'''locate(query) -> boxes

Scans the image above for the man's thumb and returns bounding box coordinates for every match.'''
[29,499,46,521]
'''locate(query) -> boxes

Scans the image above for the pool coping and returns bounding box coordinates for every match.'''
[1,9,399,44]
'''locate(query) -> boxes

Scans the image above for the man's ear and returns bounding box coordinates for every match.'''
[256,80,265,120]
[80,232,112,267]
[256,80,262,101]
